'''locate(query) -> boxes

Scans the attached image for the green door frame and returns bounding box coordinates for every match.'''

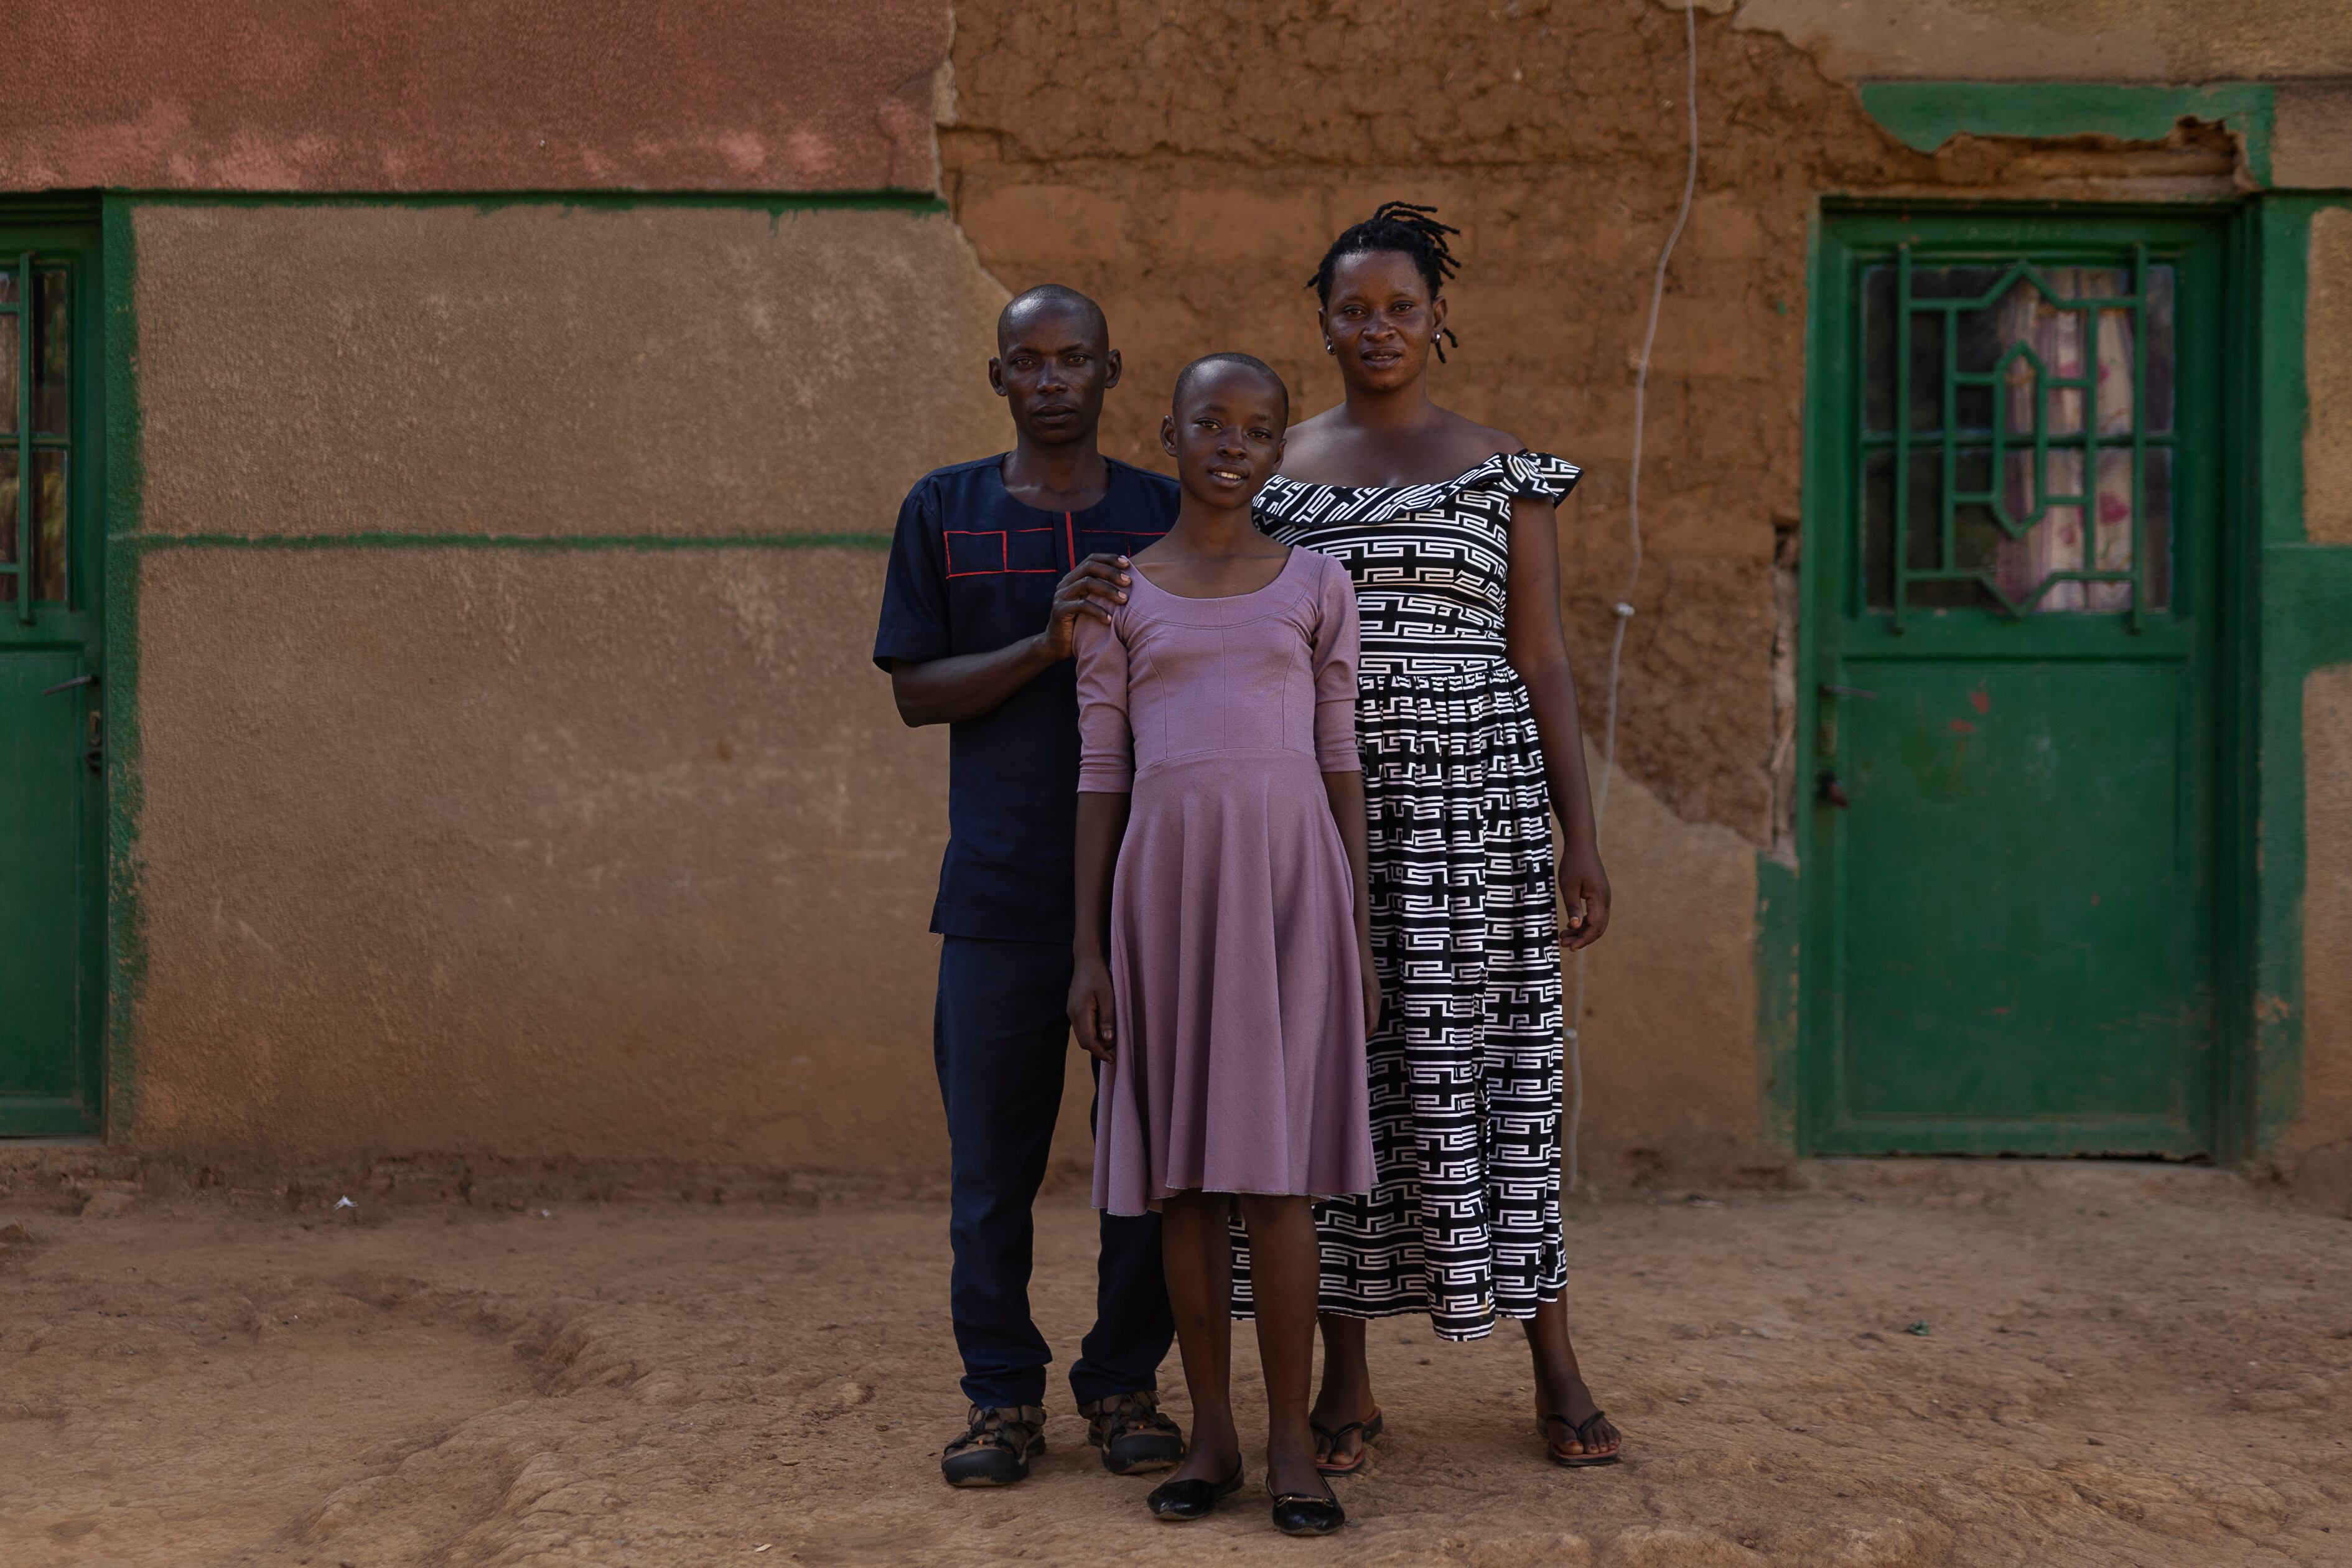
[0,196,109,1137]
[1792,198,2259,1163]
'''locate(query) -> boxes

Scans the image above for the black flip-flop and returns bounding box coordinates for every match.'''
[1538,1409,1622,1468]
[1310,1406,1383,1476]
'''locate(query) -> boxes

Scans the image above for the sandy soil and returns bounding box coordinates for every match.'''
[4,1163,2348,1567]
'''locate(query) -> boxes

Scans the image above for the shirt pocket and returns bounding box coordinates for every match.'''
[945,527,1061,577]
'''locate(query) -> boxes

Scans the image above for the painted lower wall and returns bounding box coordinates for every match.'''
[132,203,1007,541]
[2283,668,2352,1207]
[113,192,1771,1185]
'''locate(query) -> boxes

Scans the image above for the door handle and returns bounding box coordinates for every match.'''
[42,672,98,696]
[1817,769,1850,808]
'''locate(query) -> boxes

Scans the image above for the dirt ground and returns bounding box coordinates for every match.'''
[4,1162,2348,1567]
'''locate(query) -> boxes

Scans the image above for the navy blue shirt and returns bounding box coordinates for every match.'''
[874,454,1180,943]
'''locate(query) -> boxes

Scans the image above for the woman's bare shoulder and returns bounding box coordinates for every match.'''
[1437,408,1524,465]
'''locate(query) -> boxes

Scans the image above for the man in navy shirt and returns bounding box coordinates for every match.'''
[875,285,1182,1487]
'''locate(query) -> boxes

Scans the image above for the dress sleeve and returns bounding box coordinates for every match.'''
[1498,449,1584,505]
[1074,611,1135,793]
[872,480,950,669]
[1310,554,1363,774]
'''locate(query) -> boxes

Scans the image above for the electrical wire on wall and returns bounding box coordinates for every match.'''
[1566,0,1698,1194]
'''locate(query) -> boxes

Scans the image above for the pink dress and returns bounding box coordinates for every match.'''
[1075,546,1376,1216]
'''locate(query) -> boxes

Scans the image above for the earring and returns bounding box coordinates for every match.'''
[1323,342,1335,354]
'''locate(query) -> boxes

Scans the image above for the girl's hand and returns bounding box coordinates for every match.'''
[1561,841,1612,951]
[1360,943,1383,1038]
[1068,956,1118,1063]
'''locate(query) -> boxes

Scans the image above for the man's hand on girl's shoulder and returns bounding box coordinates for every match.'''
[1042,554,1132,660]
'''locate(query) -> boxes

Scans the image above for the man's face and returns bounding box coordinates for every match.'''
[989,302,1121,447]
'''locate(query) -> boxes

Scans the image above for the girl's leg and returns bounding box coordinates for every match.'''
[1524,1299,1622,1458]
[1236,1195,1334,1502]
[1159,1191,1241,1484]
[1310,1314,1377,1468]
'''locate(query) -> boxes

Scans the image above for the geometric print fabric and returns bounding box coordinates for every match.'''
[1235,450,1582,1339]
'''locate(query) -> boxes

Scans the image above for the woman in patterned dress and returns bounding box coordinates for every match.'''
[1249,202,1622,1469]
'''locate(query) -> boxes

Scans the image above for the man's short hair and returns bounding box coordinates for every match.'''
[998,284,1108,348]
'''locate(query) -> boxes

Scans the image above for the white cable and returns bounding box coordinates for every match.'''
[1566,0,1697,1195]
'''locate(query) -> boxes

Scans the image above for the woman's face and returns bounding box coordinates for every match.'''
[1319,249,1447,393]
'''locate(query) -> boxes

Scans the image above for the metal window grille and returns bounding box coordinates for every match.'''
[1859,243,2175,632]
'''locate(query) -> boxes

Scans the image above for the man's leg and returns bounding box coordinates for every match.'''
[934,937,1071,1419]
[1071,1058,1185,1475]
[1073,1057,1176,1406]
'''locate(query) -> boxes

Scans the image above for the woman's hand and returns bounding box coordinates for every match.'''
[1068,955,1118,1063]
[1560,839,1612,950]
[1360,941,1383,1038]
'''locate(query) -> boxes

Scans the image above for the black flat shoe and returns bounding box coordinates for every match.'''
[1267,1480,1346,1536]
[1146,1465,1243,1521]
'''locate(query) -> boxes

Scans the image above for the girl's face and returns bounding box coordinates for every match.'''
[1319,249,1448,393]
[1159,363,1287,511]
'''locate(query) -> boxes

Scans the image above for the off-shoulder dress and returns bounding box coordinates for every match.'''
[1251,449,1583,1339]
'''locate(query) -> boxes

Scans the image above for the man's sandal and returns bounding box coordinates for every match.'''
[941,1403,1047,1486]
[1310,1405,1384,1476]
[1538,1409,1622,1468]
[1080,1389,1186,1475]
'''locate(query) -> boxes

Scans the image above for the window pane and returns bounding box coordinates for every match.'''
[32,449,63,603]
[1863,449,1893,607]
[2145,447,2173,610]
[0,312,16,434]
[1906,449,1996,611]
[32,268,67,437]
[1859,254,2173,618]
[0,447,16,572]
[1862,265,1894,435]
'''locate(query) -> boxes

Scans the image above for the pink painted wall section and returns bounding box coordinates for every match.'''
[0,2,950,192]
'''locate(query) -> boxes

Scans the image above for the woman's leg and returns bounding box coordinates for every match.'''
[1159,1191,1241,1484]
[1310,1314,1377,1467]
[1524,1300,1622,1458]
[1238,1195,1334,1502]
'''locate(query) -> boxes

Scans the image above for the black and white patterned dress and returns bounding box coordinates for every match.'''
[1238,449,1580,1340]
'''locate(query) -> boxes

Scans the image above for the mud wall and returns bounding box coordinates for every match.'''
[30,0,2352,1188]
[1718,0,2352,82]
[124,202,1009,1170]
[940,0,2273,1185]
[0,3,949,192]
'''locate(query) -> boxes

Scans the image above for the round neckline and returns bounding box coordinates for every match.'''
[1131,545,1300,603]
[1266,449,1524,495]
[990,452,1122,521]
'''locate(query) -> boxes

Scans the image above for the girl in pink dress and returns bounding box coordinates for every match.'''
[1068,353,1377,1536]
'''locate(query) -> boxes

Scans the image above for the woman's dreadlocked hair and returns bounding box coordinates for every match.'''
[1307,201,1463,361]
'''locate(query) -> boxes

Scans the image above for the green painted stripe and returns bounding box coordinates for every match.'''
[112,189,946,216]
[116,531,894,551]
[1859,82,2275,187]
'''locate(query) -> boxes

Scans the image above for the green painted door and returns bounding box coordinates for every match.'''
[1801,210,2226,1156]
[0,220,105,1137]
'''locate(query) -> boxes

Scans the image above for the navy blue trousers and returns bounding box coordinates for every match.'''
[933,936,1174,1410]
